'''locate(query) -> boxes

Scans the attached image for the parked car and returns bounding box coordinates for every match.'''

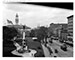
[32,37,37,40]
[60,43,67,51]
[49,40,53,43]
[54,37,59,40]
[59,40,64,43]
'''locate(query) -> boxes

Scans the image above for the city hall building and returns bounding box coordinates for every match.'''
[7,13,31,37]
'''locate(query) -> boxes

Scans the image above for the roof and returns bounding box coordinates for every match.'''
[49,23,68,30]
[50,23,67,28]
[67,15,73,19]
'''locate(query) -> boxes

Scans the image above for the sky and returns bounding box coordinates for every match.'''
[3,3,73,28]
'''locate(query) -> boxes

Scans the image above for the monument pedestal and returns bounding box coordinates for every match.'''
[11,49,37,57]
[12,25,37,57]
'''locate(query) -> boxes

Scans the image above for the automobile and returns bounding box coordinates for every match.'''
[52,36,58,40]
[60,43,67,51]
[54,37,59,40]
[32,37,37,40]
[49,40,53,43]
[32,37,40,42]
[59,40,64,43]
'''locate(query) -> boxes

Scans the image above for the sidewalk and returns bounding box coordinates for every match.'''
[41,44,50,57]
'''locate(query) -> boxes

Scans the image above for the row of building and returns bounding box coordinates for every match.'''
[48,15,73,42]
[6,13,73,42]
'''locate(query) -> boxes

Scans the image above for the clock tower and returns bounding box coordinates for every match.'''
[15,13,19,25]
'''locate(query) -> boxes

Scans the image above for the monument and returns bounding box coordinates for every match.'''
[11,25,37,57]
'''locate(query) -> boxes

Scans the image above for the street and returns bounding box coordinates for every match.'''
[42,39,73,57]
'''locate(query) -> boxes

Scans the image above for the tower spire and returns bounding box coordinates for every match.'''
[15,13,19,25]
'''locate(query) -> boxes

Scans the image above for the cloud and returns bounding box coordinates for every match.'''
[3,4,73,28]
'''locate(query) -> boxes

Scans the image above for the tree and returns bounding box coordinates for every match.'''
[35,26,48,42]
[30,29,35,37]
[3,26,19,41]
[48,27,54,37]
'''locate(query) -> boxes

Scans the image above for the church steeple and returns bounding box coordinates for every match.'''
[15,13,19,25]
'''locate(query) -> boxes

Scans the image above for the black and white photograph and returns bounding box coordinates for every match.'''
[3,0,73,57]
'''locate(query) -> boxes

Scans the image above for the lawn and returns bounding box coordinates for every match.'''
[26,37,45,57]
[3,37,45,57]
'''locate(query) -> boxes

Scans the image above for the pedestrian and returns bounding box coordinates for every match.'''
[55,49,58,53]
[44,43,47,47]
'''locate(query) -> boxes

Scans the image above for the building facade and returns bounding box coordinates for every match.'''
[48,23,68,40]
[67,15,73,42]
